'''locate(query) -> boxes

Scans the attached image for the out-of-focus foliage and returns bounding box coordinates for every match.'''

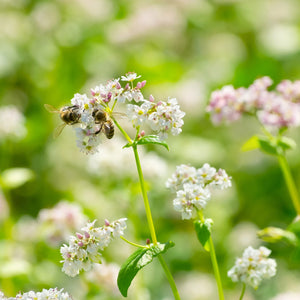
[1,0,300,299]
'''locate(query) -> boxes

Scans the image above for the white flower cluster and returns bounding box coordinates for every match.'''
[228,246,277,289]
[166,163,232,219]
[0,288,72,300]
[60,218,127,277]
[0,106,27,141]
[127,97,185,140]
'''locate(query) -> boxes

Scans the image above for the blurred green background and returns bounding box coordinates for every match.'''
[1,0,300,299]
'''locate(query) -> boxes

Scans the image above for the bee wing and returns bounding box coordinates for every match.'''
[53,123,67,138]
[44,104,60,113]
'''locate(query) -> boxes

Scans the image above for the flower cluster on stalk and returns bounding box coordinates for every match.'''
[60,218,127,277]
[58,73,184,154]
[0,288,72,300]
[166,163,232,219]
[207,76,300,130]
[228,246,277,289]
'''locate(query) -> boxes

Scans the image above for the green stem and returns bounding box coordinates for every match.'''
[111,116,132,144]
[208,236,225,300]
[120,236,148,248]
[132,145,157,244]
[157,255,181,300]
[113,120,181,299]
[277,154,300,216]
[239,283,246,300]
[132,145,180,299]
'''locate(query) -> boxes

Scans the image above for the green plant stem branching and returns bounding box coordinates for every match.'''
[114,120,181,300]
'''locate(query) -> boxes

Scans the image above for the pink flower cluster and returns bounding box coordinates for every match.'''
[207,77,300,130]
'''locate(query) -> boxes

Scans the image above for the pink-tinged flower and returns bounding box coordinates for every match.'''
[276,79,300,102]
[60,218,127,277]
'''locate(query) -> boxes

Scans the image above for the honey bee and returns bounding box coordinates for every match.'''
[92,108,114,139]
[44,104,81,138]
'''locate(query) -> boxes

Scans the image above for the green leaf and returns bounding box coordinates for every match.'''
[0,168,34,189]
[117,241,174,297]
[194,219,213,252]
[257,136,278,155]
[241,135,260,152]
[136,135,169,151]
[277,136,297,151]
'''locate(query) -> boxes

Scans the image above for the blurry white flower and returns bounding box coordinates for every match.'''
[60,218,127,277]
[0,191,9,222]
[271,292,300,300]
[228,246,277,289]
[166,163,231,219]
[121,72,141,82]
[0,106,26,141]
[87,137,168,180]
[38,201,87,246]
[86,261,120,295]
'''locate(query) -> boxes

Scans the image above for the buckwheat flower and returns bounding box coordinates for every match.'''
[166,164,197,192]
[70,93,90,113]
[228,246,277,289]
[206,85,242,125]
[276,79,300,102]
[196,163,217,185]
[127,97,185,140]
[38,201,87,245]
[60,218,127,277]
[167,163,232,219]
[75,128,101,155]
[0,106,27,141]
[121,72,141,82]
[173,183,211,219]
[212,168,232,189]
[1,288,73,300]
[257,96,300,129]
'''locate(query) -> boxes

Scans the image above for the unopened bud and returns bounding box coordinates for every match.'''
[105,219,110,226]
[78,241,84,247]
[149,95,154,102]
[140,130,145,137]
[257,227,297,245]
[146,238,151,245]
[76,233,83,239]
[116,82,121,89]
[84,231,90,239]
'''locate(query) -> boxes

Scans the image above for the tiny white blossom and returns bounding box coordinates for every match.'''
[228,246,277,289]
[121,72,141,82]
